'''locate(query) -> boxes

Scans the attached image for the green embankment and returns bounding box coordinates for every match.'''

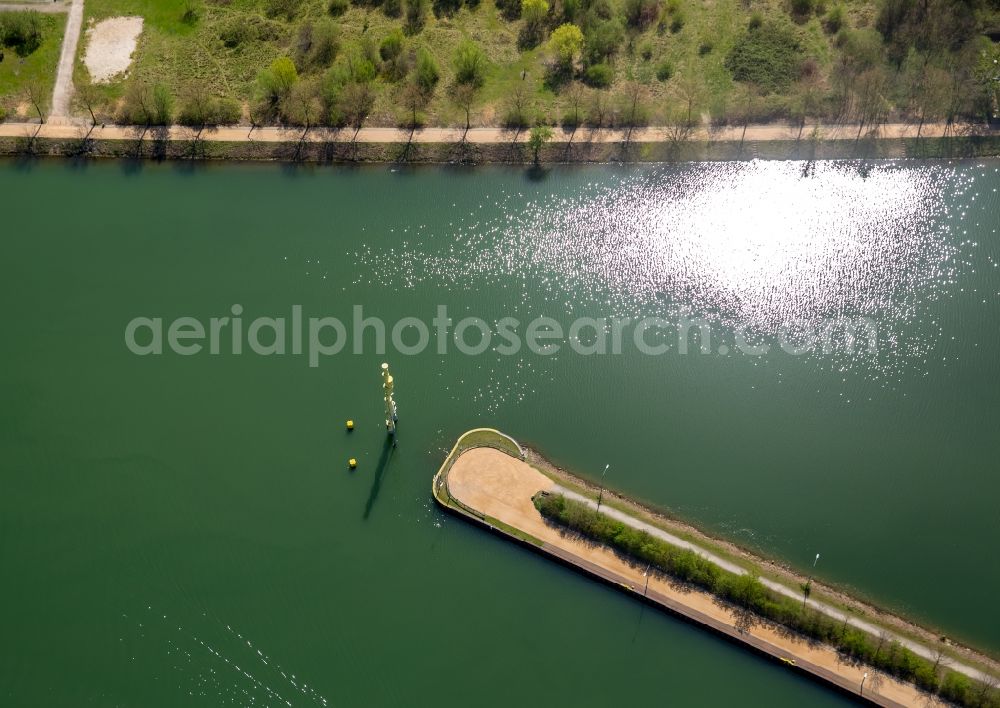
[0,11,67,120]
[534,492,1000,708]
[70,0,1000,131]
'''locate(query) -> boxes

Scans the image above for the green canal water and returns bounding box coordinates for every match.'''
[2,159,998,707]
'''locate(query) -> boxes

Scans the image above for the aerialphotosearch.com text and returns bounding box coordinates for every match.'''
[124,304,878,367]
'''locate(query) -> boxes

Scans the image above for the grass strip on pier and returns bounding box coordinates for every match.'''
[534,492,999,708]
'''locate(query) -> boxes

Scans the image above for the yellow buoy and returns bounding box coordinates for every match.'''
[349,458,357,469]
[346,420,354,431]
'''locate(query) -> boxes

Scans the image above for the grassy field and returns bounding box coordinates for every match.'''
[0,12,67,121]
[56,0,1000,129]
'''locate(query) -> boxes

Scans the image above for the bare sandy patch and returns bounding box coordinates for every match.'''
[83,17,144,84]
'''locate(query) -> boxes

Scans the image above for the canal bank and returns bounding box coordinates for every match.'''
[432,429,1000,707]
[2,121,1000,162]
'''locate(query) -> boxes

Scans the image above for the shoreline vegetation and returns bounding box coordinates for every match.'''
[534,492,997,707]
[3,0,1000,159]
[433,429,1000,708]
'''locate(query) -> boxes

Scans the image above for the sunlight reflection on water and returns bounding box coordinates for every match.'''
[356,161,981,386]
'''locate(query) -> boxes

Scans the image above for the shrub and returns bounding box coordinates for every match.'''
[824,4,846,34]
[549,23,584,68]
[561,0,580,23]
[939,672,973,705]
[698,40,713,56]
[266,0,304,21]
[583,17,624,63]
[639,40,653,60]
[522,0,549,24]
[520,0,550,47]
[178,90,241,127]
[309,20,340,67]
[118,83,174,125]
[347,52,377,83]
[219,16,282,48]
[453,40,486,87]
[528,124,553,162]
[623,0,659,30]
[257,56,299,108]
[0,11,42,56]
[560,112,579,129]
[748,11,763,30]
[379,28,404,61]
[669,12,684,33]
[292,20,340,70]
[533,492,1000,708]
[405,0,429,33]
[433,0,462,17]
[414,47,440,92]
[790,0,814,18]
[151,85,174,125]
[725,21,801,93]
[327,0,349,15]
[181,1,201,25]
[655,59,673,81]
[496,0,521,20]
[383,0,402,14]
[584,62,613,87]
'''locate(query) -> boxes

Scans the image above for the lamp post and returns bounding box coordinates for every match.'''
[860,672,868,695]
[643,563,651,597]
[596,464,610,511]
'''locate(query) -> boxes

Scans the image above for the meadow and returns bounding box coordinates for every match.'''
[17,0,1000,130]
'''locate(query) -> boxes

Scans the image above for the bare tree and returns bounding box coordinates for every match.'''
[504,82,531,130]
[449,82,477,136]
[978,674,1000,706]
[562,81,585,133]
[24,79,46,124]
[867,667,885,695]
[619,80,648,141]
[586,89,608,129]
[248,102,265,141]
[287,80,322,140]
[853,68,890,141]
[730,573,763,636]
[913,66,951,138]
[673,72,704,131]
[873,630,891,662]
[791,79,823,141]
[400,81,427,131]
[339,82,375,139]
[74,81,101,129]
[931,647,950,677]
[729,82,760,154]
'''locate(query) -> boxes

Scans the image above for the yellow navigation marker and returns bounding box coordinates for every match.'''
[349,458,357,469]
[381,362,398,435]
[346,420,354,431]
